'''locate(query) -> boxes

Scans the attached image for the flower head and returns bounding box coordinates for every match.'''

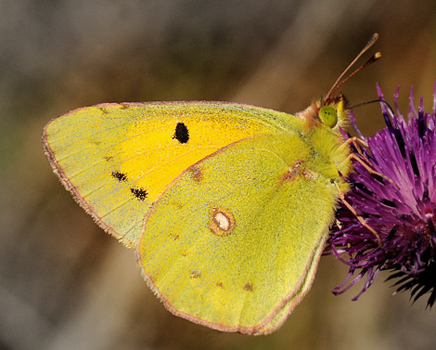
[328,82,436,306]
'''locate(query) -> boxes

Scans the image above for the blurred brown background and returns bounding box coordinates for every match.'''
[1,1,436,349]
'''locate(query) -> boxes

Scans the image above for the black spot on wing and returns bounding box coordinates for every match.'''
[131,187,148,201]
[112,171,128,182]
[173,122,189,144]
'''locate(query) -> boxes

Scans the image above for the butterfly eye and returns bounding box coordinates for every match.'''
[319,105,338,128]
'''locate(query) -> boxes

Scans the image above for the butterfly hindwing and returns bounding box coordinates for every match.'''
[138,133,341,334]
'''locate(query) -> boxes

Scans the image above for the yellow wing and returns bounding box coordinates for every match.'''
[138,131,347,335]
[43,102,300,247]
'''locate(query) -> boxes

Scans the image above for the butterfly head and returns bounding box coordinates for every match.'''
[299,94,349,132]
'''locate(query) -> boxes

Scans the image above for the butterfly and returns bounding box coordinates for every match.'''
[43,34,379,335]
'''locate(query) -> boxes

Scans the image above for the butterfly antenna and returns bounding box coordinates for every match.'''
[350,99,395,116]
[326,33,381,100]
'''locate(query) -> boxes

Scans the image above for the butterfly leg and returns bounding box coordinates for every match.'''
[339,137,397,188]
[337,188,382,245]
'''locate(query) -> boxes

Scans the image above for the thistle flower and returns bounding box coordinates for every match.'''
[328,82,436,306]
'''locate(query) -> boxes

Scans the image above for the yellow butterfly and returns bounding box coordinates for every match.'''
[43,35,379,335]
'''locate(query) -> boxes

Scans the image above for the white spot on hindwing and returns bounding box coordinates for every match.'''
[208,207,235,237]
[214,212,230,230]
